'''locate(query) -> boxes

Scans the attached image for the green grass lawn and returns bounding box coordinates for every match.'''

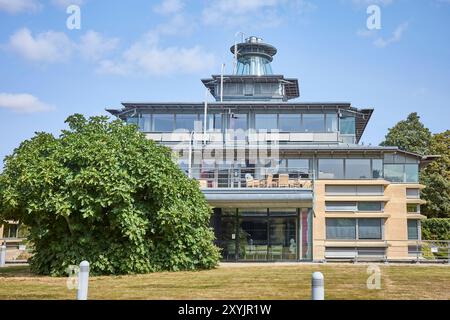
[1,263,449,300]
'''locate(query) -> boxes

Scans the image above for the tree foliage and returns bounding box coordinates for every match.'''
[421,130,450,217]
[422,218,450,240]
[380,112,432,155]
[0,114,220,275]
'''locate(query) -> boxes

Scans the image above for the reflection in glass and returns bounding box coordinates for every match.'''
[326,218,356,239]
[175,114,197,131]
[358,219,382,239]
[153,114,174,132]
[303,114,325,132]
[384,164,404,183]
[318,159,344,179]
[255,114,277,131]
[405,164,419,183]
[345,159,371,179]
[325,113,338,132]
[279,114,301,132]
[372,159,383,179]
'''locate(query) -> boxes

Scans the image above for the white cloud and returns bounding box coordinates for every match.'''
[153,0,184,15]
[0,93,54,113]
[97,31,216,76]
[51,0,84,8]
[8,28,74,62]
[373,22,408,48]
[6,28,119,63]
[202,0,315,28]
[0,0,40,14]
[78,30,119,61]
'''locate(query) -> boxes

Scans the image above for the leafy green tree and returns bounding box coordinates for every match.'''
[380,112,432,155]
[421,131,450,218]
[0,114,220,275]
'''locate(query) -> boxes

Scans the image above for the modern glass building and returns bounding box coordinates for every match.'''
[107,36,434,262]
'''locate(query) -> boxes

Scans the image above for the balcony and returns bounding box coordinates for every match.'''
[189,168,314,189]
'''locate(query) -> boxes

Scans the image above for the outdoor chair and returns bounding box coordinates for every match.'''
[278,174,289,188]
[270,245,283,260]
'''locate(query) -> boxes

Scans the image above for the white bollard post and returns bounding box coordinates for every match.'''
[0,245,6,267]
[311,271,324,300]
[77,260,90,300]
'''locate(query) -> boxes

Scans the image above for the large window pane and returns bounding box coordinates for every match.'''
[255,114,278,130]
[279,114,301,132]
[175,114,197,131]
[318,159,344,179]
[358,219,382,239]
[345,159,371,179]
[340,116,356,135]
[303,114,325,132]
[358,202,383,212]
[407,220,419,240]
[325,113,338,132]
[384,164,404,183]
[325,202,357,211]
[203,113,222,131]
[405,164,419,183]
[326,219,356,240]
[239,218,268,260]
[140,114,151,132]
[230,113,247,130]
[153,114,174,132]
[288,159,310,177]
[269,217,297,260]
[372,159,383,179]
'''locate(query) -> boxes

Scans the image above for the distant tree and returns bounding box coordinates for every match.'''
[380,112,432,155]
[421,130,450,218]
[0,114,220,276]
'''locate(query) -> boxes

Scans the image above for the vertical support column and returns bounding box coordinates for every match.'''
[0,245,6,267]
[311,272,324,300]
[77,261,90,300]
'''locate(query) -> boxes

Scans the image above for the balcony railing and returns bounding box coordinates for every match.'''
[189,168,314,189]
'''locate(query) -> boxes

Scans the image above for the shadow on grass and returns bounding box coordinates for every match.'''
[0,265,34,278]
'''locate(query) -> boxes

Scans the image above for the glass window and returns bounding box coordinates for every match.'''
[318,159,344,179]
[239,208,268,216]
[126,116,139,126]
[384,164,404,183]
[287,159,310,177]
[175,114,197,131]
[345,159,371,179]
[357,185,384,195]
[325,114,338,132]
[407,204,420,213]
[325,202,358,211]
[230,113,247,130]
[303,114,325,132]
[279,114,301,132]
[325,185,357,195]
[372,159,383,179]
[206,113,222,131]
[406,188,420,199]
[340,116,356,135]
[407,220,419,240]
[358,219,382,240]
[358,202,383,212]
[255,114,278,130]
[326,219,356,240]
[153,114,174,132]
[405,164,419,183]
[140,114,152,132]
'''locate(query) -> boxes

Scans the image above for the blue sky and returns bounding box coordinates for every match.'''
[1,0,450,167]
